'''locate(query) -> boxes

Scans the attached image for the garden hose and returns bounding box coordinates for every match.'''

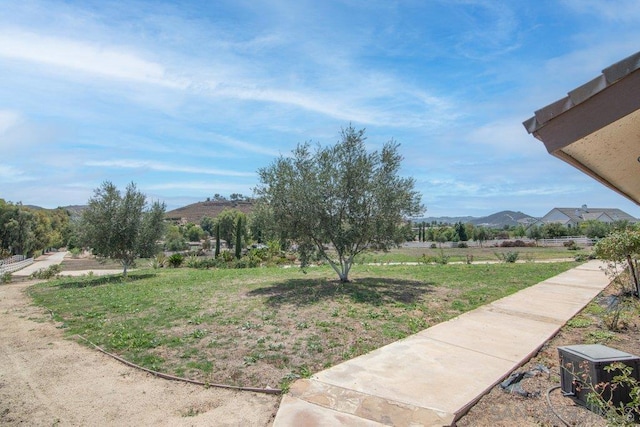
[546,385,571,427]
[76,335,282,395]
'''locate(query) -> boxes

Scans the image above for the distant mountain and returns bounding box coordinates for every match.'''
[24,204,86,219]
[165,200,255,224]
[414,210,536,228]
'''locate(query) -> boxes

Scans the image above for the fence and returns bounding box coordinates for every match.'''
[0,255,34,275]
[407,236,597,249]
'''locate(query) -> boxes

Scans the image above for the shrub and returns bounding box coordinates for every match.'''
[1,272,11,284]
[500,240,527,248]
[457,242,468,248]
[495,251,519,263]
[564,240,581,251]
[151,253,166,269]
[220,251,234,262]
[30,264,62,279]
[167,253,184,268]
[69,247,82,258]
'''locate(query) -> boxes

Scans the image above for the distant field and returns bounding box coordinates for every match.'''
[354,244,588,264]
[29,260,581,391]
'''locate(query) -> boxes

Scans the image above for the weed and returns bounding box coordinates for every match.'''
[585,330,616,344]
[566,316,592,328]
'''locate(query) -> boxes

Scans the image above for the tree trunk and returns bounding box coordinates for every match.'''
[627,255,640,297]
[215,224,221,258]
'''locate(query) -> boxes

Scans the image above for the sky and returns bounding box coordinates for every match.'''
[2,0,640,219]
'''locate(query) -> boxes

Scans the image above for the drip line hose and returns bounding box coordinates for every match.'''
[76,335,282,395]
[546,385,571,427]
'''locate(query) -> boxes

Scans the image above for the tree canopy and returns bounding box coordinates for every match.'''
[256,126,423,282]
[594,228,640,297]
[80,182,166,276]
[0,199,71,257]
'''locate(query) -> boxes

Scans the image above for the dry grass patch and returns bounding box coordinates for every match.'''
[28,262,579,391]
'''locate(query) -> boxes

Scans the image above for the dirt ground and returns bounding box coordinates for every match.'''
[4,254,639,426]
[456,283,640,427]
[0,277,280,426]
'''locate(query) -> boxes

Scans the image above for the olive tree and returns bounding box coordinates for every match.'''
[594,228,640,297]
[80,181,166,276]
[256,126,423,282]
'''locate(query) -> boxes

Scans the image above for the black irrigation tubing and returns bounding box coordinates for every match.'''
[75,335,282,395]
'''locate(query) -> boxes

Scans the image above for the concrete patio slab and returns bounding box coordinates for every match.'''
[273,260,612,426]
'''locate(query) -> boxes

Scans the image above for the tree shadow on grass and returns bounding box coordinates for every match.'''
[247,277,435,307]
[57,273,157,289]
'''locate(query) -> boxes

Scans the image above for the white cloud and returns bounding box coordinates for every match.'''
[0,164,34,183]
[466,117,544,155]
[0,110,21,134]
[85,159,255,177]
[146,181,251,192]
[0,28,187,88]
[562,0,640,23]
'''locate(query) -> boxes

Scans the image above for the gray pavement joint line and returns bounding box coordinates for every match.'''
[307,377,453,423]
[483,305,569,325]
[540,280,609,290]
[416,335,531,364]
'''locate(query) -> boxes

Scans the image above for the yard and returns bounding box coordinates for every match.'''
[28,254,581,392]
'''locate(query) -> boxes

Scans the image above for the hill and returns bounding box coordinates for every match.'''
[165,200,255,224]
[415,210,535,228]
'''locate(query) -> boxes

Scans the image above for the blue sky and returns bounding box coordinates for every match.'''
[2,0,640,218]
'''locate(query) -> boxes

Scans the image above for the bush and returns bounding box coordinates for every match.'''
[1,272,11,284]
[185,257,225,269]
[500,240,528,248]
[232,256,260,269]
[167,253,184,268]
[151,253,166,269]
[30,264,62,279]
[457,242,468,248]
[564,240,581,251]
[495,251,519,263]
[69,247,82,258]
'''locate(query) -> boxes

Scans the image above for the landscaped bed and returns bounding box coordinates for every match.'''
[28,261,579,392]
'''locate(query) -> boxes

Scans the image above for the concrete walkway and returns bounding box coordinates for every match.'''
[10,251,68,277]
[10,252,123,278]
[273,260,611,426]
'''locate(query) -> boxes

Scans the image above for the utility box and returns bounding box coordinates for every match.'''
[558,344,640,416]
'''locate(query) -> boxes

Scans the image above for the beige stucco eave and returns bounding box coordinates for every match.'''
[524,52,640,206]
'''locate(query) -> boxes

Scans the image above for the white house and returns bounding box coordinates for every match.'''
[540,205,637,229]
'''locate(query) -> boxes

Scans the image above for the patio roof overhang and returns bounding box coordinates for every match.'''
[523,51,640,206]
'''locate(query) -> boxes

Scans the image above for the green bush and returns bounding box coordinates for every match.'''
[69,247,82,258]
[167,253,184,268]
[30,264,62,279]
[1,272,11,283]
[496,251,519,263]
[151,253,166,269]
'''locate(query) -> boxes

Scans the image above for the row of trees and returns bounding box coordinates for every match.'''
[4,125,636,284]
[0,200,72,258]
[412,219,632,245]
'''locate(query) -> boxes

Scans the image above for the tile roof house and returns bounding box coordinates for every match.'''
[540,205,637,228]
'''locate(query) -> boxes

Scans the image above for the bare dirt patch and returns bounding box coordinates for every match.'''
[456,282,640,427]
[0,280,280,426]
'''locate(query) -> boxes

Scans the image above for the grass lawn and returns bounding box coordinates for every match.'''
[28,260,581,391]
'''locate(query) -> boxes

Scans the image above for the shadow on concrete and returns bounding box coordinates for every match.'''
[247,277,435,307]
